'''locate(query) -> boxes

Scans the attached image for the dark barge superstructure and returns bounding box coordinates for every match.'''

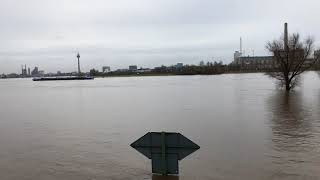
[33,76,94,81]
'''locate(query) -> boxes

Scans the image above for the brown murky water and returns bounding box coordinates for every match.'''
[0,72,320,180]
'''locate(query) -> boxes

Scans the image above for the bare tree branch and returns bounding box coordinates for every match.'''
[266,32,318,91]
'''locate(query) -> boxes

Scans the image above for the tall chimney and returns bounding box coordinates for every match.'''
[284,23,288,51]
[240,37,242,55]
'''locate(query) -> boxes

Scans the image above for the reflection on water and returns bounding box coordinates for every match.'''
[268,91,313,140]
[267,91,320,179]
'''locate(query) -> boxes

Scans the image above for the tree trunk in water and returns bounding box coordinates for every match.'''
[285,79,291,91]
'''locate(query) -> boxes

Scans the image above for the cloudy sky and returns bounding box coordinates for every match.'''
[0,0,319,73]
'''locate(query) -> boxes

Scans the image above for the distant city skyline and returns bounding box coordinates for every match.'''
[1,0,320,73]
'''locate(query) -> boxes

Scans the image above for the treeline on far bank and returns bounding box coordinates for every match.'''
[89,61,320,77]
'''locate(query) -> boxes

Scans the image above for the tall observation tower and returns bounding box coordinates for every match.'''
[31,52,94,81]
[77,52,81,75]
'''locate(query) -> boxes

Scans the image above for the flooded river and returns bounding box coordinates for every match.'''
[0,72,320,180]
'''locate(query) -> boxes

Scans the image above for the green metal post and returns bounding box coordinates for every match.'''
[161,131,167,176]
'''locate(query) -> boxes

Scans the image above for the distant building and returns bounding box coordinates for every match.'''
[175,63,183,68]
[233,51,242,64]
[38,70,45,76]
[102,66,111,73]
[28,68,30,76]
[233,55,274,70]
[21,65,27,76]
[129,65,137,71]
[199,61,205,66]
[116,69,129,72]
[31,67,39,76]
[7,73,19,78]
[153,65,168,73]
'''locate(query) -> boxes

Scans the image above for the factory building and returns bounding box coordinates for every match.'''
[129,65,138,71]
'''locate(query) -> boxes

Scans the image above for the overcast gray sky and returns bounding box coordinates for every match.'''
[0,0,319,73]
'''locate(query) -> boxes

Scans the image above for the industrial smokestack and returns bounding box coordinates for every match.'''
[240,37,242,55]
[284,23,288,51]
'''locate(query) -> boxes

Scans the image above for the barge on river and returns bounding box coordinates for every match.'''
[33,76,94,81]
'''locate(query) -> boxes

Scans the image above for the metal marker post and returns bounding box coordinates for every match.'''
[130,132,200,176]
[161,132,167,176]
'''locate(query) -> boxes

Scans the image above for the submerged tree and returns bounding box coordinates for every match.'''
[266,23,319,91]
